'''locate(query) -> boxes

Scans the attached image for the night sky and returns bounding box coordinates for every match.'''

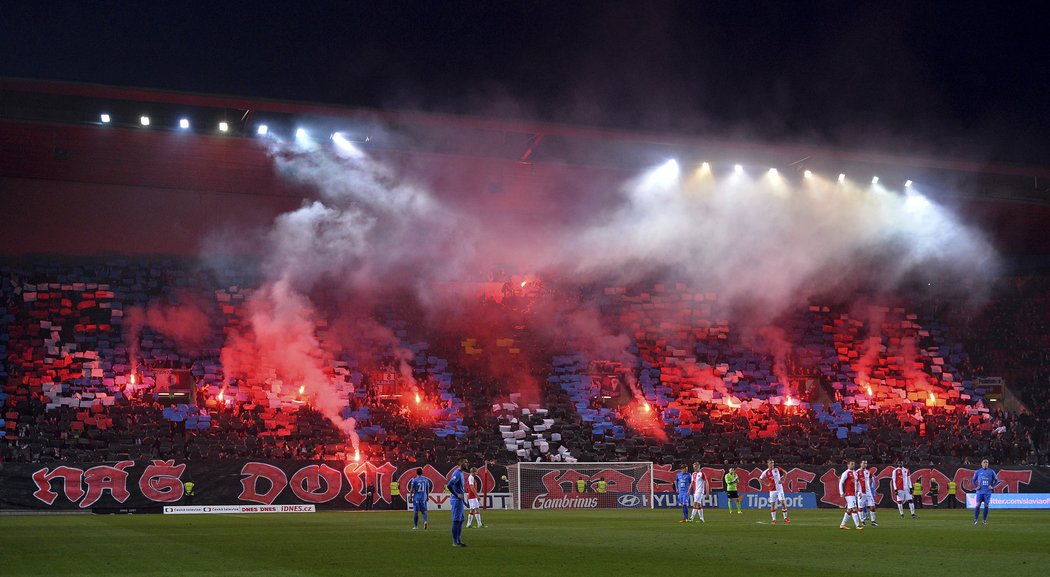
[3,1,1049,165]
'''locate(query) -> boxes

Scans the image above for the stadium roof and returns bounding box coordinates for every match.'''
[3,77,1050,258]
[4,77,1050,197]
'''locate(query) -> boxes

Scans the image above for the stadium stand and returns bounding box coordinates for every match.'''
[2,258,1049,468]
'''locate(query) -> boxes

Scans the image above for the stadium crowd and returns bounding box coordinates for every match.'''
[2,259,1049,468]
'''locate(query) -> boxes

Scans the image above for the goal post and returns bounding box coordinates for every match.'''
[507,462,654,510]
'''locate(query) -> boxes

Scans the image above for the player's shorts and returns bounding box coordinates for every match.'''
[692,492,704,504]
[859,493,875,508]
[413,498,428,511]
[467,498,480,510]
[450,497,465,522]
[726,490,739,499]
[844,495,858,509]
[768,489,785,504]
[976,493,992,506]
[678,493,691,506]
[896,489,913,503]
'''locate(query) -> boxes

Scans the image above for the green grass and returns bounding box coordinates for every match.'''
[1,508,1048,577]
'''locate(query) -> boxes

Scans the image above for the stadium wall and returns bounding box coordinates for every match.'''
[2,460,1047,511]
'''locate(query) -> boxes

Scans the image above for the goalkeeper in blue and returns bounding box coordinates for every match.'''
[447,458,469,547]
[675,464,692,522]
[972,458,999,525]
[407,468,433,530]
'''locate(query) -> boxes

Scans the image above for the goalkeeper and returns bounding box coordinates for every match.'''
[724,467,743,514]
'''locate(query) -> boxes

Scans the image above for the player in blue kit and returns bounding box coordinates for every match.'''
[407,468,433,530]
[972,458,999,525]
[447,458,469,546]
[675,464,692,522]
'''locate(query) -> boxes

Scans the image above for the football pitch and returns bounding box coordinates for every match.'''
[2,508,1047,577]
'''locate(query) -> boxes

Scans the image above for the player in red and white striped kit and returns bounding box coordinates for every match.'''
[857,459,878,527]
[838,460,864,530]
[891,460,918,519]
[688,462,706,523]
[464,467,486,528]
[758,459,791,524]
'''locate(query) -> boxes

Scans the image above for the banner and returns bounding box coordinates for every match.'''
[646,464,1048,508]
[716,492,817,509]
[406,492,514,510]
[631,492,718,509]
[0,460,507,511]
[2,461,1047,510]
[965,493,1050,509]
[517,462,653,509]
[163,504,316,514]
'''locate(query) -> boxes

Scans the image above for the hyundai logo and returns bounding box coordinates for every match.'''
[618,494,642,508]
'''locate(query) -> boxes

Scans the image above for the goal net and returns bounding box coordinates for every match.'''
[507,462,654,510]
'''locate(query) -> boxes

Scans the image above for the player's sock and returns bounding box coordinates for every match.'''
[852,512,862,527]
[476,513,483,526]
[413,510,419,528]
[983,507,989,522]
[698,508,704,522]
[422,511,429,525]
[869,510,876,522]
[897,502,904,515]
[841,512,850,526]
[682,503,689,519]
[781,508,789,521]
[909,502,915,515]
[770,510,776,521]
[452,521,463,544]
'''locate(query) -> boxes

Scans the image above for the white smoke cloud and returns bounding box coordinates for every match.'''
[215,136,1000,446]
[564,168,999,315]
